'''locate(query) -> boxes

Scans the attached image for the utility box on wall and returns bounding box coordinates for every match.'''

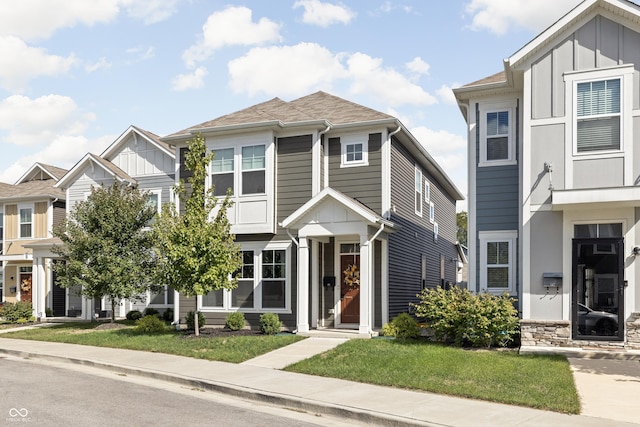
[543,273,562,289]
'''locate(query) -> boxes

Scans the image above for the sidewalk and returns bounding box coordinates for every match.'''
[0,329,638,426]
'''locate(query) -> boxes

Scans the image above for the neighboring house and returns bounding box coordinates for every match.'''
[49,125,176,319]
[454,0,640,348]
[162,91,463,335]
[0,163,67,319]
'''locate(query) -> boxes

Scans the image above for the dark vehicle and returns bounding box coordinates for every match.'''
[577,303,618,336]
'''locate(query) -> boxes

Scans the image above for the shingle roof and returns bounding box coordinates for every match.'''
[166,91,395,137]
[461,71,507,88]
[131,125,174,153]
[37,163,68,180]
[0,178,65,200]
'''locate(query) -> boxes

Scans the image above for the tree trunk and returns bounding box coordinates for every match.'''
[109,296,116,323]
[194,295,200,337]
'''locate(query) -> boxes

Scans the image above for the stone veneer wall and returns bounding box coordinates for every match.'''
[521,314,640,350]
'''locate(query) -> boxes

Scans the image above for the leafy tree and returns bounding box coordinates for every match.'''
[52,182,158,322]
[152,133,241,336]
[456,211,468,247]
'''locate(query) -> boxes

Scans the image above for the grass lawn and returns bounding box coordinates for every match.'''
[284,338,580,414]
[0,322,304,363]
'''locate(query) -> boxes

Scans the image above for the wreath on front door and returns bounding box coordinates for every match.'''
[20,277,32,293]
[343,264,360,289]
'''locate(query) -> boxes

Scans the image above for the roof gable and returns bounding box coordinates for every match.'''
[55,153,135,189]
[15,162,67,185]
[101,125,175,160]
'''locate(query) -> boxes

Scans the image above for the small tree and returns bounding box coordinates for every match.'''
[152,133,241,336]
[456,211,468,246]
[52,182,157,322]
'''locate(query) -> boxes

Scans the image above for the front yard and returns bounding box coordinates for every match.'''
[0,323,580,413]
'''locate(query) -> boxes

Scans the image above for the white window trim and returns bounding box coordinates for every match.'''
[433,222,439,242]
[209,147,235,196]
[340,138,369,168]
[429,201,435,224]
[415,166,422,217]
[479,230,517,295]
[424,181,431,202]
[147,285,173,307]
[241,144,267,196]
[18,204,34,239]
[198,241,291,314]
[479,101,516,167]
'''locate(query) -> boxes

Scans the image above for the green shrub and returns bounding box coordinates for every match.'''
[381,321,398,337]
[225,312,246,331]
[162,308,174,323]
[16,318,31,324]
[185,310,206,330]
[143,307,159,317]
[135,315,167,334]
[259,312,282,335]
[126,310,143,321]
[410,287,519,348]
[391,312,420,340]
[45,308,53,317]
[0,301,34,323]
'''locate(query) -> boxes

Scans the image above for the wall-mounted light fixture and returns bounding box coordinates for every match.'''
[632,246,640,256]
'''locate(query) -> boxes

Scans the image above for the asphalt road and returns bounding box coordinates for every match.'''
[0,355,359,427]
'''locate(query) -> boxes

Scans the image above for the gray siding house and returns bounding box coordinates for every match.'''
[454,0,640,348]
[163,91,463,335]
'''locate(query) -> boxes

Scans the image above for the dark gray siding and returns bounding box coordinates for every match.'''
[328,133,382,214]
[275,135,313,240]
[387,139,458,319]
[476,166,519,231]
[374,240,382,328]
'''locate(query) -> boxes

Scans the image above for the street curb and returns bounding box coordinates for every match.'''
[0,347,437,427]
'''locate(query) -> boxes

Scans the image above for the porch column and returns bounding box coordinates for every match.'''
[297,237,310,333]
[310,239,320,328]
[359,234,373,335]
[31,257,40,319]
[37,257,47,319]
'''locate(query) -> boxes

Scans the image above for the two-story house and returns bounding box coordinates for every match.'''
[454,0,640,348]
[0,163,67,319]
[162,91,463,335]
[51,125,176,319]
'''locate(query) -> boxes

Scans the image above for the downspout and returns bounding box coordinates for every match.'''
[368,222,386,245]
[384,126,402,219]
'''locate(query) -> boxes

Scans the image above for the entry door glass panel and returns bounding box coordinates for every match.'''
[340,244,360,324]
[572,238,623,340]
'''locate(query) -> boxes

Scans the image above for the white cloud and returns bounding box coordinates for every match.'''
[125,46,155,63]
[293,0,355,27]
[182,6,282,68]
[347,53,437,106]
[465,0,582,35]
[406,57,430,76]
[228,43,347,97]
[125,0,180,25]
[85,57,112,72]
[0,36,77,91]
[172,67,208,91]
[0,134,114,184]
[0,95,94,146]
[436,84,460,105]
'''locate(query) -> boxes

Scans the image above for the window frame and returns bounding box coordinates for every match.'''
[479,231,517,294]
[241,144,266,195]
[340,140,368,167]
[210,147,235,197]
[424,181,431,202]
[479,102,516,167]
[429,201,435,224]
[18,204,33,239]
[433,222,439,242]
[143,189,161,229]
[415,166,422,216]
[199,242,291,313]
[574,78,621,154]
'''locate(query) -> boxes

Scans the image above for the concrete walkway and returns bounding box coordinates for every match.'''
[0,327,639,426]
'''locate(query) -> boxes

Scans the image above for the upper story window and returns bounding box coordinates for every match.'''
[340,138,368,167]
[145,190,161,227]
[241,145,265,195]
[415,167,422,216]
[424,181,431,202]
[19,207,32,238]
[479,102,516,167]
[211,148,234,197]
[576,79,620,153]
[429,201,435,224]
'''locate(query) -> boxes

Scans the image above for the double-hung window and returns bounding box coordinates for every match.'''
[479,231,517,294]
[262,250,286,308]
[19,207,32,238]
[241,145,265,195]
[486,111,509,161]
[211,148,234,196]
[232,250,255,308]
[144,190,160,227]
[479,101,515,166]
[576,79,620,153]
[415,167,422,216]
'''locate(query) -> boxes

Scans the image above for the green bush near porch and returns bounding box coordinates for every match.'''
[0,301,35,323]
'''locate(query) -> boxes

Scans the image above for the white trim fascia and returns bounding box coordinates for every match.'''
[55,154,129,189]
[311,130,322,196]
[552,186,640,209]
[381,128,392,219]
[101,126,175,161]
[467,101,477,293]
[522,70,532,319]
[46,200,54,238]
[15,163,57,186]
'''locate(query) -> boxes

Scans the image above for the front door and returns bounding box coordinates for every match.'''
[340,243,360,324]
[572,238,624,340]
[19,272,32,303]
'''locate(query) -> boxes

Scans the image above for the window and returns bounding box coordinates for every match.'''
[211,148,234,196]
[415,167,422,216]
[19,207,32,238]
[149,286,174,306]
[0,212,4,254]
[429,202,435,224]
[262,250,286,308]
[145,191,160,227]
[479,231,517,293]
[433,222,439,242]
[201,244,289,312]
[574,223,622,238]
[232,251,255,308]
[576,79,621,153]
[341,140,368,167]
[424,181,431,202]
[486,111,509,161]
[241,145,265,195]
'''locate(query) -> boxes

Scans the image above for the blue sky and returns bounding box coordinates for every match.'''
[0,0,592,209]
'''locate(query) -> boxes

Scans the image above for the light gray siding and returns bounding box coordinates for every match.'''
[328,133,382,214]
[573,158,624,188]
[388,139,458,319]
[530,124,564,205]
